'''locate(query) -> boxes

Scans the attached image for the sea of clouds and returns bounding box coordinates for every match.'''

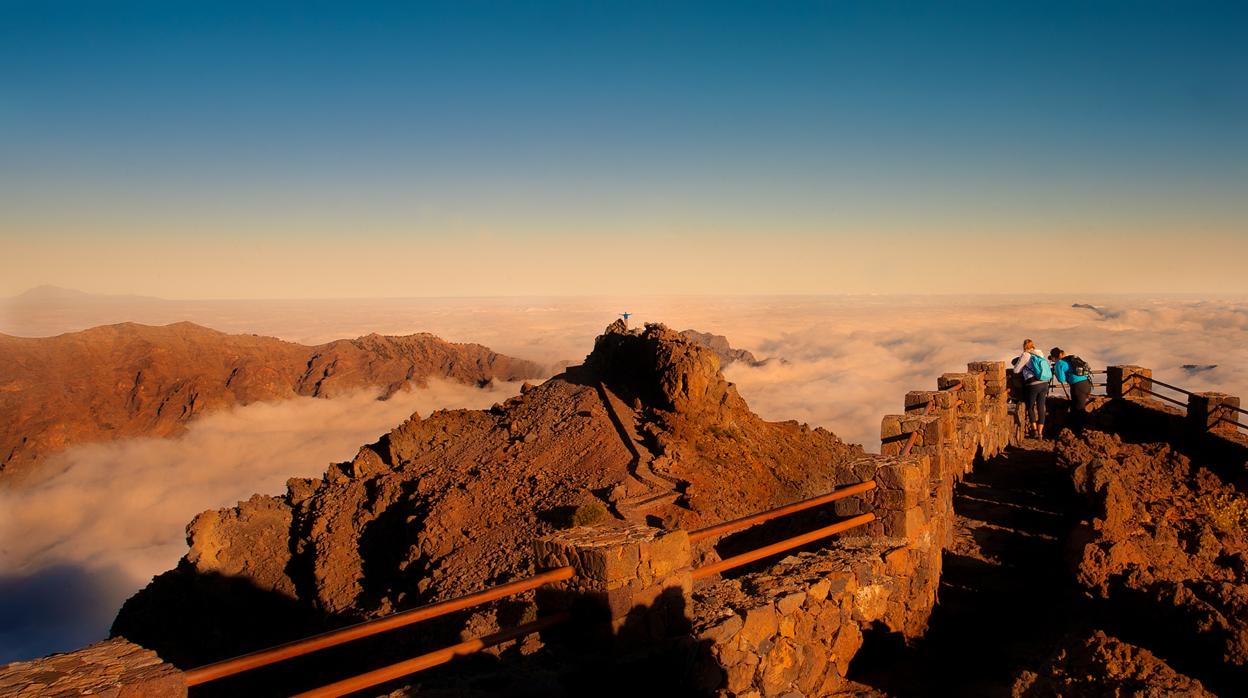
[1,294,1246,661]
[0,380,524,662]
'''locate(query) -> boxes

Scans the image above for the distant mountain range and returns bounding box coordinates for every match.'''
[0,321,545,482]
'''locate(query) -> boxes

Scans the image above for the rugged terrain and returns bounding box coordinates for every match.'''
[1057,429,1248,687]
[0,322,545,481]
[679,330,767,367]
[110,321,862,667]
[846,436,1225,697]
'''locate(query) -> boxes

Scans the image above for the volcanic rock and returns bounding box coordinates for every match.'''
[111,322,860,666]
[0,322,544,482]
[1057,429,1248,672]
[1012,631,1212,697]
[679,329,768,368]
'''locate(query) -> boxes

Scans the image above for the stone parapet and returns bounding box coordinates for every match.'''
[692,540,928,697]
[0,638,184,698]
[1187,392,1241,435]
[968,361,1008,397]
[939,372,986,415]
[1108,365,1152,399]
[534,524,692,643]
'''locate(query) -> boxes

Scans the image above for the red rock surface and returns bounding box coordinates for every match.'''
[1012,631,1213,697]
[0,322,544,482]
[110,322,862,666]
[1058,429,1248,671]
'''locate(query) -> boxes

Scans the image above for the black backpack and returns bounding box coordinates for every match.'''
[1066,355,1091,377]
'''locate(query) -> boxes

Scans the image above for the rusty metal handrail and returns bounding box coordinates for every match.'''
[1224,403,1248,417]
[1127,374,1193,397]
[689,481,877,543]
[291,612,572,698]
[184,566,575,686]
[900,380,962,457]
[692,513,875,580]
[1130,385,1188,409]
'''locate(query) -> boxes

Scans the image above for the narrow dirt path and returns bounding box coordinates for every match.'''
[847,440,1090,696]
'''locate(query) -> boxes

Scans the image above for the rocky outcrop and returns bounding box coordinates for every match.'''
[679,330,767,368]
[1012,631,1213,697]
[111,322,861,666]
[0,322,545,481]
[1058,429,1248,673]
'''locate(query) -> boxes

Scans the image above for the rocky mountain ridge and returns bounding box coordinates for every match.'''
[0,321,545,482]
[110,321,862,666]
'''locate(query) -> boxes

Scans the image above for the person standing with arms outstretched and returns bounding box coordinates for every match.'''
[1050,347,1093,429]
[1012,339,1052,438]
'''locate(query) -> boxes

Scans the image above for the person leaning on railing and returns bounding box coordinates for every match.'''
[1050,347,1092,430]
[1012,338,1050,438]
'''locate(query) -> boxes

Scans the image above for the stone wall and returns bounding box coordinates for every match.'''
[676,361,1027,696]
[691,540,908,696]
[0,638,184,698]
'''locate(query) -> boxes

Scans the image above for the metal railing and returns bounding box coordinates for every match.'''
[291,613,571,698]
[187,477,884,693]
[688,481,877,543]
[1122,373,1246,433]
[186,566,575,693]
[691,513,876,579]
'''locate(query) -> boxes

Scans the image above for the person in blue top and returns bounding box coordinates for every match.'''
[1011,339,1052,438]
[1050,347,1092,428]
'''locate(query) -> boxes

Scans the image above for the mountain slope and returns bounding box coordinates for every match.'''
[110,321,863,667]
[0,322,545,481]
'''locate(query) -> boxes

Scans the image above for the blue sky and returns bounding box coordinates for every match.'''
[2,1,1245,296]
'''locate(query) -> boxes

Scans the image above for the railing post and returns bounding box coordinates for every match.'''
[905,390,957,439]
[1187,392,1241,435]
[1107,365,1152,398]
[967,361,1007,399]
[869,455,930,543]
[938,373,985,414]
[533,524,692,645]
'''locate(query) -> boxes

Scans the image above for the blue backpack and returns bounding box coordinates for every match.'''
[1029,353,1053,382]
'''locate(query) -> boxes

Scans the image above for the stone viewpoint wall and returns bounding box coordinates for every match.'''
[675,360,1023,696]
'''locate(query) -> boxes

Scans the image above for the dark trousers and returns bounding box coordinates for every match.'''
[1069,379,1093,429]
[1025,381,1048,427]
[1070,379,1092,410]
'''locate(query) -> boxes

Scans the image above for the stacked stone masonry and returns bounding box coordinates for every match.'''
[691,541,926,696]
[534,524,693,643]
[678,360,1023,696]
[0,639,184,698]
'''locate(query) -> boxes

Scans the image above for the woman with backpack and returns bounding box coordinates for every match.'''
[1050,347,1093,428]
[1012,339,1052,438]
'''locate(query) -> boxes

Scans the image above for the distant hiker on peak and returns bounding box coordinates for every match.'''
[1012,338,1052,438]
[1050,347,1093,428]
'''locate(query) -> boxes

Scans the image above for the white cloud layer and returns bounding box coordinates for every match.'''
[2,294,1246,662]
[0,380,523,662]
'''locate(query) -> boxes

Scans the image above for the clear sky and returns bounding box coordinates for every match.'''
[2,1,1245,298]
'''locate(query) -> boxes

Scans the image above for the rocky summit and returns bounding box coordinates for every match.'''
[110,321,861,666]
[0,322,545,482]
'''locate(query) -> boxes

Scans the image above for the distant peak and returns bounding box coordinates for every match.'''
[14,285,92,300]
[10,285,165,303]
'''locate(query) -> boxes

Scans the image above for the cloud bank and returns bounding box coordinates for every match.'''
[0,380,523,662]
